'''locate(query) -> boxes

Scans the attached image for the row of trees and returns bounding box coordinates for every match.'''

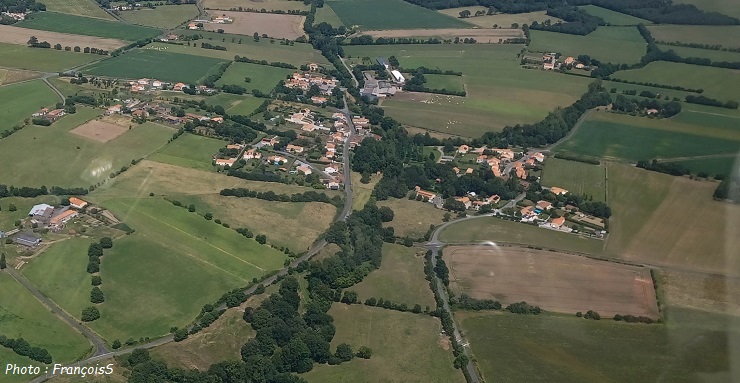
[0,185,88,198]
[611,94,682,117]
[234,55,297,69]
[0,335,52,364]
[219,188,342,207]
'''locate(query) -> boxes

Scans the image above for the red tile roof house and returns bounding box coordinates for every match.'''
[414,186,436,202]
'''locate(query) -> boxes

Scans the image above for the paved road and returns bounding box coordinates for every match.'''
[4,268,110,356]
[338,56,359,88]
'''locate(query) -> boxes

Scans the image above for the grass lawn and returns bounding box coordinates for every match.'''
[351,244,435,308]
[555,111,740,162]
[301,304,464,383]
[460,308,740,383]
[327,0,471,30]
[83,49,227,83]
[0,108,174,187]
[215,62,293,93]
[350,171,380,211]
[43,0,115,20]
[0,271,92,362]
[424,74,464,93]
[578,5,651,25]
[439,8,560,28]
[346,44,591,137]
[148,133,226,171]
[0,347,42,382]
[0,42,101,72]
[540,158,607,201]
[657,44,740,62]
[646,25,740,49]
[378,198,446,240]
[314,3,344,27]
[611,61,739,100]
[0,79,59,132]
[205,93,265,116]
[18,11,161,41]
[153,34,329,66]
[439,216,605,255]
[529,26,647,64]
[119,5,198,28]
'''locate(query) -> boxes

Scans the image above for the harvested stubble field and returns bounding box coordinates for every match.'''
[203,11,305,40]
[0,68,41,85]
[70,120,129,142]
[119,5,199,29]
[445,245,659,318]
[0,24,127,50]
[358,27,524,42]
[205,0,310,11]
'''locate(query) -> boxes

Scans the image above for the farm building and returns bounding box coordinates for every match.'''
[13,233,41,247]
[376,57,389,69]
[390,70,405,84]
[69,197,88,209]
[50,209,78,227]
[28,204,54,219]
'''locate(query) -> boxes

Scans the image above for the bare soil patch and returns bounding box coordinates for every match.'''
[359,28,524,42]
[204,11,305,40]
[0,25,127,50]
[70,120,129,142]
[446,245,659,318]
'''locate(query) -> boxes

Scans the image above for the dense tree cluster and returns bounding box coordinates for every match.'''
[202,62,231,88]
[529,7,604,35]
[0,0,44,13]
[636,159,690,177]
[506,301,542,314]
[685,95,738,110]
[0,335,52,364]
[613,314,656,324]
[81,306,101,322]
[612,94,682,117]
[200,42,227,51]
[454,293,502,310]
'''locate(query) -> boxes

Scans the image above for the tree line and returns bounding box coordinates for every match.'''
[219,187,342,207]
[611,94,682,117]
[0,185,88,198]
[0,0,44,14]
[234,55,298,69]
[0,335,52,364]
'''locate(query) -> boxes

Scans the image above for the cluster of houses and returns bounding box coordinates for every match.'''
[284,72,339,104]
[126,78,216,95]
[543,53,587,71]
[31,108,66,123]
[188,15,233,29]
[1,197,90,248]
[456,145,544,180]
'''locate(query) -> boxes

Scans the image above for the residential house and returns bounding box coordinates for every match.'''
[476,155,488,164]
[187,23,198,30]
[107,105,122,115]
[268,155,287,164]
[50,209,78,227]
[532,152,545,162]
[549,186,569,195]
[308,63,319,71]
[454,196,472,209]
[457,145,469,154]
[69,197,88,210]
[261,136,280,146]
[215,158,237,167]
[564,56,575,65]
[132,109,148,118]
[487,195,500,204]
[520,206,537,221]
[173,83,186,91]
[465,168,474,175]
[243,149,261,160]
[297,165,312,175]
[286,144,304,154]
[325,165,339,174]
[549,216,565,228]
[492,148,514,160]
[414,186,436,202]
[226,144,244,150]
[543,53,556,70]
[514,163,527,179]
[311,96,327,104]
[46,109,66,122]
[211,117,224,124]
[536,200,553,211]
[575,63,586,69]
[32,108,49,117]
[352,116,369,127]
[29,204,54,219]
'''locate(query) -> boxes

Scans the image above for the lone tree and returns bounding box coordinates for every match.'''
[335,343,354,362]
[81,306,101,322]
[356,346,372,359]
[458,9,471,18]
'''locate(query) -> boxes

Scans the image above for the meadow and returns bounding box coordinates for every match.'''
[18,12,161,41]
[377,197,446,239]
[555,111,740,163]
[657,44,740,62]
[0,42,102,72]
[604,163,739,276]
[119,5,199,29]
[215,61,293,93]
[611,61,739,100]
[0,108,174,187]
[0,272,92,362]
[646,25,740,49]
[424,73,465,93]
[327,0,471,30]
[346,44,591,137]
[439,216,605,255]
[350,171,380,211]
[43,0,115,20]
[540,158,607,201]
[0,79,59,132]
[460,308,740,383]
[665,156,737,178]
[314,3,344,27]
[0,68,40,85]
[578,5,651,25]
[301,304,464,383]
[351,244,436,308]
[148,133,226,171]
[205,93,265,115]
[438,8,560,28]
[83,49,226,83]
[529,26,647,64]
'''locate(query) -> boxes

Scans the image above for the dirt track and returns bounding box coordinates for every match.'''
[446,245,660,318]
[0,25,127,51]
[204,11,305,40]
[359,28,524,42]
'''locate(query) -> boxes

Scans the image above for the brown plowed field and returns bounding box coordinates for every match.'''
[446,245,660,318]
[204,11,305,40]
[359,28,524,43]
[0,25,127,50]
[70,120,129,142]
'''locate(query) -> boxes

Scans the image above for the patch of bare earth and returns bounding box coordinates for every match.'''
[70,120,129,142]
[204,11,305,40]
[0,24,127,50]
[445,245,660,318]
[359,28,524,43]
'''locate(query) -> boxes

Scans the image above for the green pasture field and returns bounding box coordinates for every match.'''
[148,133,226,171]
[665,156,737,178]
[377,197,446,239]
[657,44,740,62]
[0,42,102,72]
[18,12,161,41]
[529,27,647,64]
[302,304,464,383]
[604,79,695,101]
[555,111,740,162]
[646,25,740,49]
[676,0,740,19]
[204,93,265,115]
[327,0,472,30]
[439,217,605,255]
[204,0,309,11]
[0,79,59,132]
[424,74,465,93]
[0,347,41,383]
[346,44,591,137]
[460,308,740,383]
[352,244,436,308]
[0,107,174,187]
[314,3,344,26]
[43,0,116,20]
[215,61,292,93]
[540,158,607,201]
[578,5,651,25]
[612,61,738,100]
[84,49,226,83]
[119,5,199,29]
[0,272,91,362]
[350,171,380,211]
[438,8,560,28]
[173,32,330,65]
